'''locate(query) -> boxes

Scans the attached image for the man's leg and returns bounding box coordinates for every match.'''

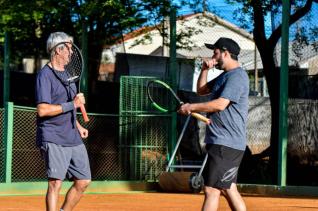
[61,179,91,211]
[46,179,63,211]
[201,186,221,211]
[223,183,246,211]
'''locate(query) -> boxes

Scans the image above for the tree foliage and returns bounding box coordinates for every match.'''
[0,0,157,72]
[0,0,205,74]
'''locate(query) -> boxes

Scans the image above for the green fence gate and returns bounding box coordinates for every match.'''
[119,76,171,181]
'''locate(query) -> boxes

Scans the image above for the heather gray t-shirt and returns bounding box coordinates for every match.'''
[205,67,249,151]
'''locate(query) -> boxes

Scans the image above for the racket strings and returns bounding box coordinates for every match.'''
[64,45,82,83]
[52,69,72,86]
[148,82,180,112]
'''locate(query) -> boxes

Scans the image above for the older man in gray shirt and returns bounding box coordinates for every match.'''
[178,37,249,211]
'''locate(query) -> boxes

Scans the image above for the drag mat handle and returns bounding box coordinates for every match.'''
[197,153,208,178]
[166,115,191,172]
[166,114,211,172]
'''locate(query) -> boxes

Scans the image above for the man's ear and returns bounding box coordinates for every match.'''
[53,49,58,56]
[55,45,65,55]
[56,47,62,54]
[224,50,231,58]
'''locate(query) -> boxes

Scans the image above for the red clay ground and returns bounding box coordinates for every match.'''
[0,192,317,210]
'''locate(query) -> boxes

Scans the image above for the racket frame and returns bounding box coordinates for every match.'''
[147,79,183,113]
[147,79,210,124]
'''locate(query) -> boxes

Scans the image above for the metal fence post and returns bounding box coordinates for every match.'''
[278,0,290,186]
[3,31,11,106]
[169,7,177,160]
[3,102,13,184]
[81,20,89,108]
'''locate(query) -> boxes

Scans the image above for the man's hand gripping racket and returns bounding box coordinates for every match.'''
[147,80,210,124]
[74,93,89,122]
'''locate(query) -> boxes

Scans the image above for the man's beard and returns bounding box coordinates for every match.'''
[215,58,224,70]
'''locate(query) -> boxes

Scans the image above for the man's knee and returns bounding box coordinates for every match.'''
[204,186,221,197]
[74,179,91,192]
[48,179,63,192]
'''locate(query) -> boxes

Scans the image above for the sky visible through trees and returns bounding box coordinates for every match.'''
[176,0,318,39]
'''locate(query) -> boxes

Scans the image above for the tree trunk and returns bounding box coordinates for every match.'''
[260,47,281,184]
[87,31,104,111]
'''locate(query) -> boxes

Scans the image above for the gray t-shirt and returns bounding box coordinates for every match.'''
[205,67,249,150]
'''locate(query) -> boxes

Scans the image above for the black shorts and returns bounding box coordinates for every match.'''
[203,144,244,189]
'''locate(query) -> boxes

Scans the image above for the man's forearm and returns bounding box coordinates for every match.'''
[37,103,64,117]
[196,69,209,95]
[189,98,230,113]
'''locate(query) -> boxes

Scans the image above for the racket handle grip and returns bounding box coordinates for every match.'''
[191,112,211,124]
[80,104,89,122]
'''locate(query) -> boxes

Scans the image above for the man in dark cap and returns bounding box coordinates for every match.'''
[178,37,248,211]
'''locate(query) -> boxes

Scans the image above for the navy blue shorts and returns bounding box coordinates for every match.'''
[40,142,91,180]
[203,144,244,189]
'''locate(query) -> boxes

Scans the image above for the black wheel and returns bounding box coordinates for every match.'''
[190,172,204,193]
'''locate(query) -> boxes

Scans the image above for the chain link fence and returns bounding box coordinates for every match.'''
[1,98,318,184]
[0,108,4,182]
[12,107,43,181]
[1,106,129,183]
[273,5,318,99]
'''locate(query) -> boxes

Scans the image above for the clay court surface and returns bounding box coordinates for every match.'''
[0,192,317,210]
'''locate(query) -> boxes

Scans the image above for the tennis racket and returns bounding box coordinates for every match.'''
[50,41,89,122]
[147,79,210,124]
